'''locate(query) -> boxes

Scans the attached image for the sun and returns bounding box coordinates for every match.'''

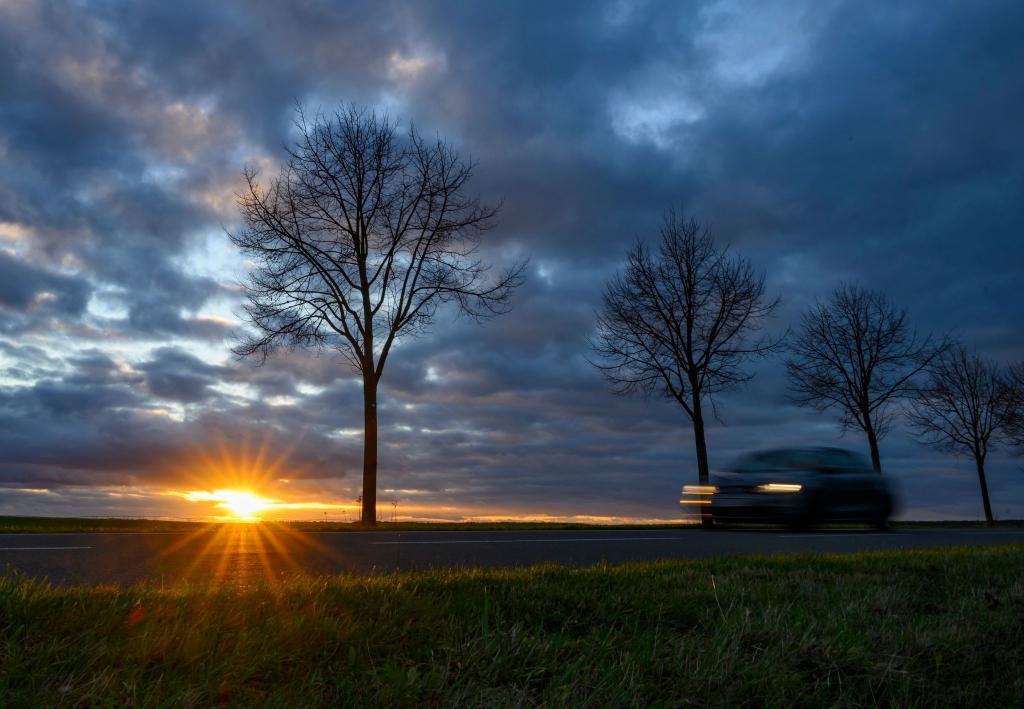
[217,490,275,520]
[183,489,278,521]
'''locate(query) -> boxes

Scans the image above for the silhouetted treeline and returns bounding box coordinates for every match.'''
[592,212,1024,524]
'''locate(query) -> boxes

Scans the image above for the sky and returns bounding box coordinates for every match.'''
[1,0,1022,522]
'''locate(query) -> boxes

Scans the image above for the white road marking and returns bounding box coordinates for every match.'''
[0,546,93,551]
[372,536,681,545]
[776,533,888,538]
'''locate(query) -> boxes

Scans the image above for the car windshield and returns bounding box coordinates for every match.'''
[731,449,871,473]
[732,451,795,472]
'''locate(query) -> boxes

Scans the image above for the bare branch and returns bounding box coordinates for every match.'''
[1004,360,1024,453]
[908,344,1012,455]
[907,344,1013,523]
[785,283,946,471]
[230,103,524,380]
[588,214,782,484]
[229,103,524,525]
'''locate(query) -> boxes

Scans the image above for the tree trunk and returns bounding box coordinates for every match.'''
[691,392,713,527]
[975,455,994,526]
[361,374,378,527]
[864,418,882,472]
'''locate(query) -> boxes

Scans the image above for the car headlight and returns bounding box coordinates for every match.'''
[756,483,802,493]
[679,484,717,505]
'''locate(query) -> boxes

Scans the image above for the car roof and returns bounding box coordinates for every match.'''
[747,447,854,455]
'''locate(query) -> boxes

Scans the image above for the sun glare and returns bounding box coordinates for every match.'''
[218,490,274,520]
[183,489,278,521]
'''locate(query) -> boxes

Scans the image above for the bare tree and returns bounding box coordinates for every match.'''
[590,214,782,507]
[1006,360,1024,453]
[232,105,525,526]
[786,284,944,472]
[907,345,1014,524]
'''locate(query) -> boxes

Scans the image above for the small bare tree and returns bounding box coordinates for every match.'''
[232,105,525,526]
[907,345,1014,524]
[786,284,944,471]
[590,214,781,505]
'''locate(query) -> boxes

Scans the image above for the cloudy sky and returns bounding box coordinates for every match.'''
[1,0,1022,522]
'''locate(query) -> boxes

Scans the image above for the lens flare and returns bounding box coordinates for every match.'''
[184,489,278,521]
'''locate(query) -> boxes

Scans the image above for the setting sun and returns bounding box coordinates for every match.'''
[183,489,278,521]
[217,490,274,520]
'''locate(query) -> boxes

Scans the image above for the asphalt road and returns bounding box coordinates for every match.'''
[2,526,1023,585]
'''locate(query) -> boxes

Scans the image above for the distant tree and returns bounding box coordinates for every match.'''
[590,214,782,517]
[232,105,525,526]
[786,284,945,472]
[907,345,1015,524]
[1006,360,1024,453]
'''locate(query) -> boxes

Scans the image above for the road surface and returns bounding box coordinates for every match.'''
[2,526,1023,585]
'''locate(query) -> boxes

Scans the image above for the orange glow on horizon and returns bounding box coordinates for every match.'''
[155,434,696,525]
[165,431,354,522]
[183,489,279,521]
[174,488,357,521]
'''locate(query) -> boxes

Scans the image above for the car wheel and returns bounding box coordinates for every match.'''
[788,493,818,531]
[789,516,814,532]
[707,515,726,530]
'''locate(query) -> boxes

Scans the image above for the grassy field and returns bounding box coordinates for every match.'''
[0,516,210,534]
[1,545,1022,706]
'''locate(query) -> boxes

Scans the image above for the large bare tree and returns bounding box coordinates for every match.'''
[786,284,944,471]
[907,345,1014,524]
[590,215,781,509]
[232,105,524,526]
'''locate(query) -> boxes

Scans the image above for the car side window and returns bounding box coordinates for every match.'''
[756,452,791,472]
[734,452,787,473]
[819,449,871,473]
[789,450,825,471]
[811,451,844,473]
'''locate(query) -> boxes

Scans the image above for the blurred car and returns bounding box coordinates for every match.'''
[680,447,896,529]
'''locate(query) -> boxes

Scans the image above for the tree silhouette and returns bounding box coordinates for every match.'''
[907,345,1015,524]
[232,105,525,526]
[1006,360,1024,454]
[590,214,781,520]
[786,284,944,471]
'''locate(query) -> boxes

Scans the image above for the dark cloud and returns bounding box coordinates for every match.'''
[0,250,91,326]
[0,0,1022,520]
[138,347,225,402]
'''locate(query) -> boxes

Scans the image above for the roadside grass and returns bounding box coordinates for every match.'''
[2,545,1022,707]
[2,515,1020,534]
[0,516,210,534]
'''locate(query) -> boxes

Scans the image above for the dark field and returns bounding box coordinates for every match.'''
[0,516,209,534]
[2,545,1023,707]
